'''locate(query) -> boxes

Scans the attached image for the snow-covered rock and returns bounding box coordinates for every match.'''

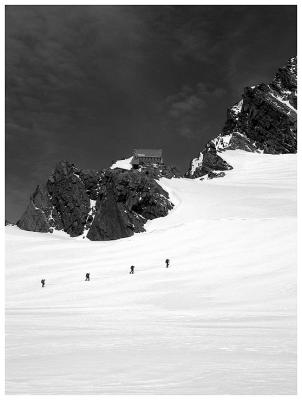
[110,156,133,170]
[186,56,297,178]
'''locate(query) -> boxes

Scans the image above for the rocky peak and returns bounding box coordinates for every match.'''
[186,56,297,178]
[271,56,297,102]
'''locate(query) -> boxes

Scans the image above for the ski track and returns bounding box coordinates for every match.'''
[6,150,297,394]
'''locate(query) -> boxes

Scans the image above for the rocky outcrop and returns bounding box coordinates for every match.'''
[207,171,226,180]
[186,56,297,178]
[17,185,54,232]
[87,168,173,241]
[188,142,233,179]
[138,163,182,179]
[239,83,297,154]
[46,162,91,237]
[271,56,297,108]
[17,162,100,236]
[17,161,173,241]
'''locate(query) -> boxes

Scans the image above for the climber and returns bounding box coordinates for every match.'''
[165,259,170,268]
[41,279,45,288]
[130,265,135,274]
[85,272,90,281]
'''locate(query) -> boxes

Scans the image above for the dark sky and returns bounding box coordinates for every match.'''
[5,5,297,222]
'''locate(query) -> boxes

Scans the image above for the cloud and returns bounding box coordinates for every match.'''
[164,82,226,138]
[168,94,205,118]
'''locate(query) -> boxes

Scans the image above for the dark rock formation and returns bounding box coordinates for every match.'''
[17,161,173,241]
[271,56,297,109]
[46,161,91,237]
[239,83,297,154]
[17,185,53,232]
[186,56,297,179]
[222,132,259,152]
[207,171,226,179]
[87,168,173,241]
[201,143,233,175]
[138,163,182,179]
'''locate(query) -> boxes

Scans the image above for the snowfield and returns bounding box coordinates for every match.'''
[6,150,296,394]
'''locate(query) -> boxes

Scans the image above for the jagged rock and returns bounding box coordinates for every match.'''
[186,56,297,178]
[207,171,226,179]
[271,56,297,108]
[224,132,259,152]
[87,168,173,241]
[139,164,182,179]
[79,169,102,200]
[46,161,91,237]
[232,57,297,154]
[17,162,93,236]
[17,185,52,232]
[87,189,140,241]
[202,145,233,172]
[17,161,174,241]
[239,84,297,154]
[191,152,233,178]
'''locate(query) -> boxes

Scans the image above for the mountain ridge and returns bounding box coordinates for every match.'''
[186,56,297,178]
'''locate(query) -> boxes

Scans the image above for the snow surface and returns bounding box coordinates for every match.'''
[6,150,296,394]
[110,156,133,170]
[190,152,203,175]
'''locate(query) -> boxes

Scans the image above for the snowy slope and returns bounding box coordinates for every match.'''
[6,150,296,394]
